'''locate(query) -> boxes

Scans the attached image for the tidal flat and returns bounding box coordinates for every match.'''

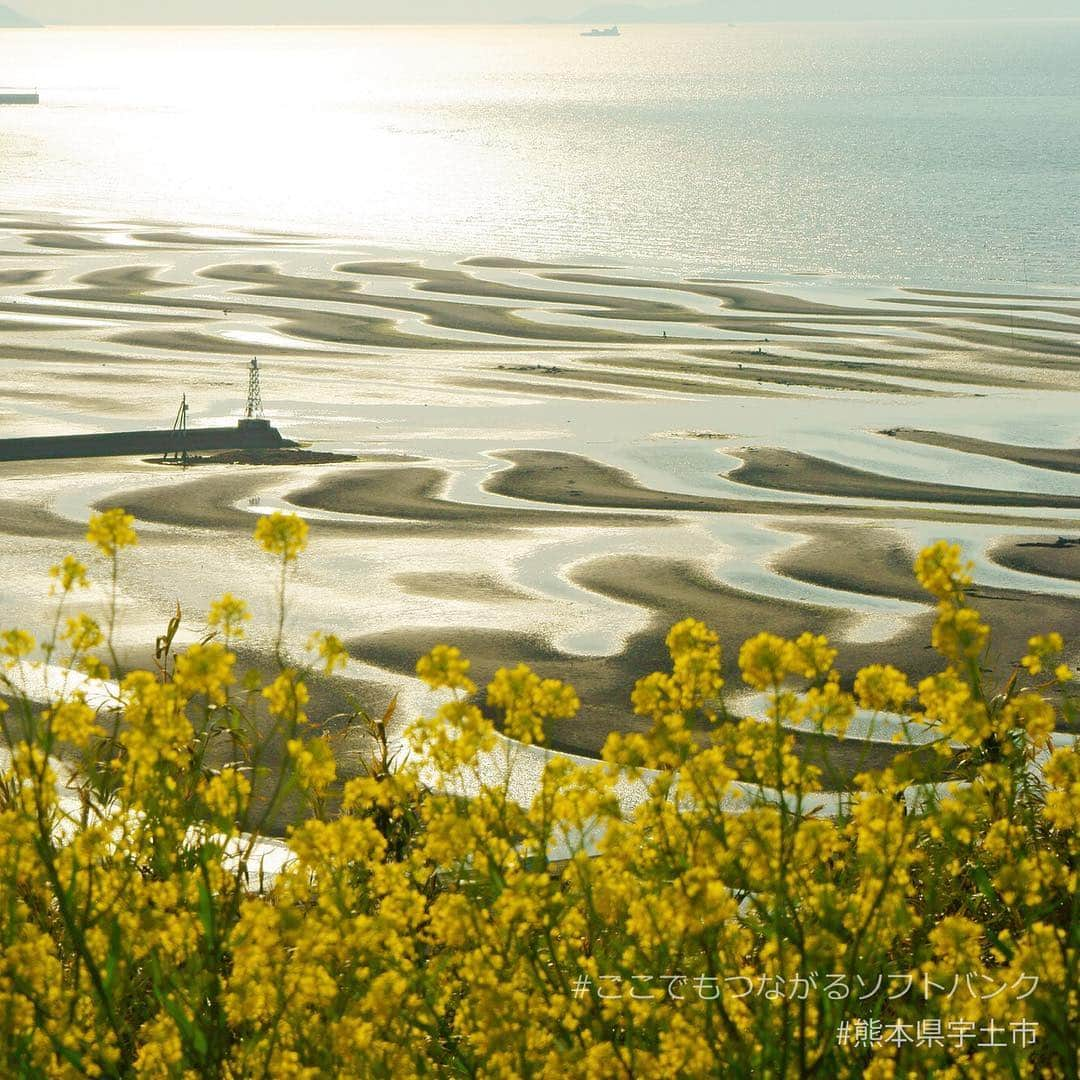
[1,212,1078,788]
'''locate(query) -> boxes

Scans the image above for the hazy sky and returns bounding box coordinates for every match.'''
[13,0,1080,23]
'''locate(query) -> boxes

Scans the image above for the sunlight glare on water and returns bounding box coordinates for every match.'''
[0,21,1078,286]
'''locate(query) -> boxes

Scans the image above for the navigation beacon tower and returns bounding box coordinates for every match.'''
[240,357,271,431]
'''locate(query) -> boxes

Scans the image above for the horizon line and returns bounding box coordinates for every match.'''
[10,15,1080,28]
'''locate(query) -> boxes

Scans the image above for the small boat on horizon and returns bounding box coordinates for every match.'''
[581,25,620,37]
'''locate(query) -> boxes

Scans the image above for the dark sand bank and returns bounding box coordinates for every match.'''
[771,524,928,605]
[483,450,1080,528]
[90,469,464,541]
[0,499,87,541]
[580,354,946,396]
[989,536,1080,584]
[770,525,1080,685]
[394,571,539,604]
[334,260,697,320]
[727,449,1080,511]
[202,261,707,345]
[688,349,1051,391]
[286,466,669,533]
[351,555,938,782]
[356,535,1078,766]
[499,366,786,398]
[882,429,1080,474]
[449,375,637,401]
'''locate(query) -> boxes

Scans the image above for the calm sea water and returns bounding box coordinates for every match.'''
[1,21,1078,287]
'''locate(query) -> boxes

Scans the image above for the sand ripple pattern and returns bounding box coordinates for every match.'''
[0,214,1077,780]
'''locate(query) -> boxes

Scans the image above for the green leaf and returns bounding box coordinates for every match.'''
[970,864,1000,910]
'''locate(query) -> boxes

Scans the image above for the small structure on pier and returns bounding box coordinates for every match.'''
[239,357,273,434]
[163,393,190,466]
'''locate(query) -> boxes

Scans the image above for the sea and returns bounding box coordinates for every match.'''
[1,19,1078,290]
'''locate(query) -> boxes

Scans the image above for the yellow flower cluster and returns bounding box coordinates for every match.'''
[286,736,336,796]
[914,539,973,601]
[853,663,915,712]
[173,641,236,706]
[254,510,309,561]
[738,631,790,690]
[42,694,102,750]
[85,507,137,558]
[416,643,476,693]
[1,628,34,664]
[48,554,89,594]
[208,592,251,641]
[0,532,1075,1078]
[200,767,252,824]
[307,630,349,675]
[263,669,310,723]
[486,663,579,745]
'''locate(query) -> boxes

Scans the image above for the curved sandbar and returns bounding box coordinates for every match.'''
[202,261,705,345]
[989,536,1080,584]
[881,428,1080,474]
[287,466,669,533]
[351,554,931,783]
[483,450,1080,528]
[95,470,515,541]
[394,571,540,604]
[727,448,1080,510]
[771,524,1080,681]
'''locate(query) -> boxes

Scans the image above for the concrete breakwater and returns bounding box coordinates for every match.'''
[0,419,294,463]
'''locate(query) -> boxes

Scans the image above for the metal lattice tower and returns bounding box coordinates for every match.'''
[245,357,263,419]
[164,393,189,466]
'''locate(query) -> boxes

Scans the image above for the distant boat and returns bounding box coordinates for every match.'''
[0,88,38,104]
[581,25,620,37]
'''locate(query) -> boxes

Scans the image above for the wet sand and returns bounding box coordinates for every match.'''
[483,449,1080,528]
[287,465,670,533]
[727,448,1080,510]
[0,211,1077,787]
[989,536,1080,584]
[882,428,1080,473]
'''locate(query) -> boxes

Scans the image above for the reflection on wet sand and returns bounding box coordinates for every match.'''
[1,211,1077,790]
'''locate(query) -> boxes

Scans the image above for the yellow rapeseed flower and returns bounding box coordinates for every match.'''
[85,507,137,558]
[738,632,790,690]
[254,511,309,561]
[1003,692,1056,746]
[914,540,972,601]
[784,631,836,680]
[665,617,718,658]
[1,628,35,663]
[200,768,252,821]
[307,631,349,675]
[931,604,990,663]
[1021,631,1064,676]
[1042,747,1080,831]
[172,642,236,706]
[853,663,915,712]
[486,663,578,745]
[48,555,89,594]
[208,593,252,641]
[43,694,103,750]
[416,644,477,694]
[263,670,310,723]
[61,613,104,653]
[287,736,336,794]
